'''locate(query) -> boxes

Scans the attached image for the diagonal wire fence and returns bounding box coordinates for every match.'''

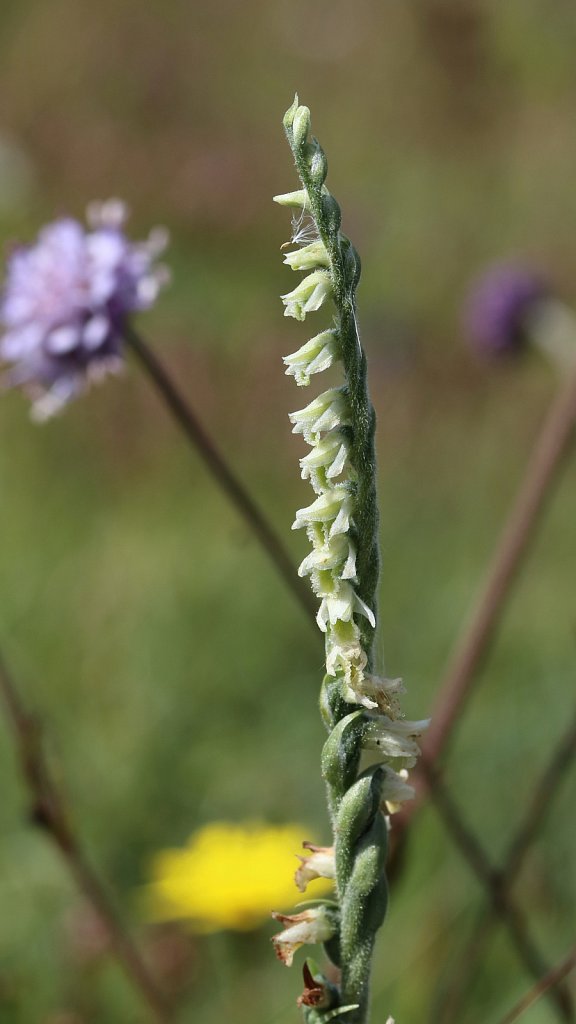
[1,333,575,1023]
[385,364,576,1022]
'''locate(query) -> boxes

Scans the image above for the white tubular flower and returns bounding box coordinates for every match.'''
[290,389,351,445]
[316,582,376,633]
[271,906,337,967]
[281,270,333,321]
[298,534,356,580]
[325,620,369,707]
[317,589,354,632]
[363,715,430,768]
[283,240,330,272]
[300,430,350,493]
[294,843,335,893]
[283,329,340,386]
[273,189,312,211]
[325,620,367,677]
[292,486,352,538]
[380,766,415,812]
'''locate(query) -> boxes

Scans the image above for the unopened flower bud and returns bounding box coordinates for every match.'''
[282,94,300,133]
[320,193,341,234]
[273,189,311,211]
[307,142,328,188]
[292,105,311,149]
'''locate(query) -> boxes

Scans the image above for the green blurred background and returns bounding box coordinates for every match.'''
[0,1,575,1021]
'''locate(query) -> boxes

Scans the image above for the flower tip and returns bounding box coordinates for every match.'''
[464,263,549,359]
[273,189,311,211]
[283,95,300,131]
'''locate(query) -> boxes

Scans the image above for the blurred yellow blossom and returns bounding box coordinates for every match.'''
[143,822,333,933]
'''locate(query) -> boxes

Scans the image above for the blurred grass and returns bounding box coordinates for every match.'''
[1,1,576,1021]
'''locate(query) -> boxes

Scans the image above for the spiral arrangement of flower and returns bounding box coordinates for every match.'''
[272,97,428,1024]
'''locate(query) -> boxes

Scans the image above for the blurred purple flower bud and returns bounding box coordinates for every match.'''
[464,264,549,358]
[1,200,169,419]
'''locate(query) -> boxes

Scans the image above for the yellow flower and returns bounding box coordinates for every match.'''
[143,822,333,933]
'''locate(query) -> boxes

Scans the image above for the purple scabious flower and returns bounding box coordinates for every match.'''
[0,200,168,419]
[464,264,549,359]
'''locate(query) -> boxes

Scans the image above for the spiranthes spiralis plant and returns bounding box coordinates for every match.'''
[271,96,428,1024]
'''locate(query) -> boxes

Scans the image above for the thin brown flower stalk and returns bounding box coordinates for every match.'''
[496,945,576,1024]
[397,362,576,825]
[428,703,576,1023]
[0,649,174,1024]
[122,325,318,629]
[424,758,574,1023]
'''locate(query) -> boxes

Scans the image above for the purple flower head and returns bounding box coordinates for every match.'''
[1,200,169,419]
[464,264,549,359]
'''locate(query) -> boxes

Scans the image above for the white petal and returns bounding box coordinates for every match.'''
[340,542,357,580]
[83,315,109,350]
[326,442,349,480]
[46,326,80,354]
[354,594,376,628]
[316,599,330,633]
[328,497,352,538]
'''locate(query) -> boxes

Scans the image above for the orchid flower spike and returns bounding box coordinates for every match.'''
[272,96,428,1024]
